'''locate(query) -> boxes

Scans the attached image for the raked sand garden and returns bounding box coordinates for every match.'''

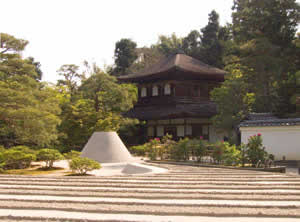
[0,162,300,221]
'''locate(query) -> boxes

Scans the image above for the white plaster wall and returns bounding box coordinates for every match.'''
[240,126,300,160]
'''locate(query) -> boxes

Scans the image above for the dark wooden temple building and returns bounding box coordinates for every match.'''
[119,52,227,141]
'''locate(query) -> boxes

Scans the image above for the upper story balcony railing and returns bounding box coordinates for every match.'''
[136,95,211,107]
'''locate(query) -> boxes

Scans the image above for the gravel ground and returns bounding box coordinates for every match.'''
[1,180,300,189]
[1,189,300,200]
[0,200,300,217]
[0,163,299,221]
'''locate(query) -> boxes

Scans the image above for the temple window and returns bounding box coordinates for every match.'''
[147,126,154,137]
[177,126,185,137]
[193,86,200,97]
[141,87,147,98]
[164,84,171,95]
[186,125,192,135]
[157,126,164,136]
[152,85,159,96]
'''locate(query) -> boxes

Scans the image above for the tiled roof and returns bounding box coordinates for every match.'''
[240,113,300,127]
[247,113,279,121]
[119,52,226,81]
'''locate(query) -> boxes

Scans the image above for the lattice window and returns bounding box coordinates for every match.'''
[164,84,171,95]
[152,85,159,96]
[141,87,147,97]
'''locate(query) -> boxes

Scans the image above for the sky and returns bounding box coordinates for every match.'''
[2,0,235,83]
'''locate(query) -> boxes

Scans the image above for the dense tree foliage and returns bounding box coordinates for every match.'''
[211,64,255,141]
[0,33,61,147]
[198,10,225,68]
[57,62,138,152]
[182,30,201,59]
[152,11,228,69]
[232,0,300,46]
[112,38,137,76]
[210,0,300,140]
[127,47,165,74]
[155,33,184,55]
[230,0,300,114]
[0,34,138,152]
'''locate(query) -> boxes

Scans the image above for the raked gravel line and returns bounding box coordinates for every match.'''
[1,180,300,186]
[2,184,300,193]
[1,189,300,200]
[1,194,300,207]
[1,175,300,181]
[2,178,300,184]
[1,201,300,217]
[0,209,300,222]
[1,181,300,189]
[0,174,296,179]
[1,184,300,194]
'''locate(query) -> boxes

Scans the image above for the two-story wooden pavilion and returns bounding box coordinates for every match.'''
[119,52,227,142]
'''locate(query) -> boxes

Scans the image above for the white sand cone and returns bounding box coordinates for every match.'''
[81,132,134,163]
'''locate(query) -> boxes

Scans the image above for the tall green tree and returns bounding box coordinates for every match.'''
[113,38,137,76]
[57,64,84,99]
[154,33,184,56]
[0,33,61,147]
[0,33,39,80]
[199,10,224,68]
[231,0,300,114]
[232,0,300,46]
[57,63,138,152]
[182,30,201,58]
[127,47,165,74]
[27,57,43,81]
[211,63,255,141]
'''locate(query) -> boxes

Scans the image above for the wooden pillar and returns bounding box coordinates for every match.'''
[296,96,300,114]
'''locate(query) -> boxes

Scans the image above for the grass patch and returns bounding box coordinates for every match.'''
[3,168,65,175]
[65,173,94,176]
[0,163,66,176]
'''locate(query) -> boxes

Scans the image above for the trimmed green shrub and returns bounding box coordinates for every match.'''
[0,146,5,153]
[2,149,36,169]
[0,153,5,172]
[246,134,268,166]
[239,143,248,167]
[63,150,81,160]
[190,139,208,162]
[130,145,146,156]
[36,149,64,168]
[160,134,176,160]
[146,138,161,161]
[222,143,241,166]
[171,138,190,161]
[10,146,36,155]
[211,141,225,164]
[69,157,101,175]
